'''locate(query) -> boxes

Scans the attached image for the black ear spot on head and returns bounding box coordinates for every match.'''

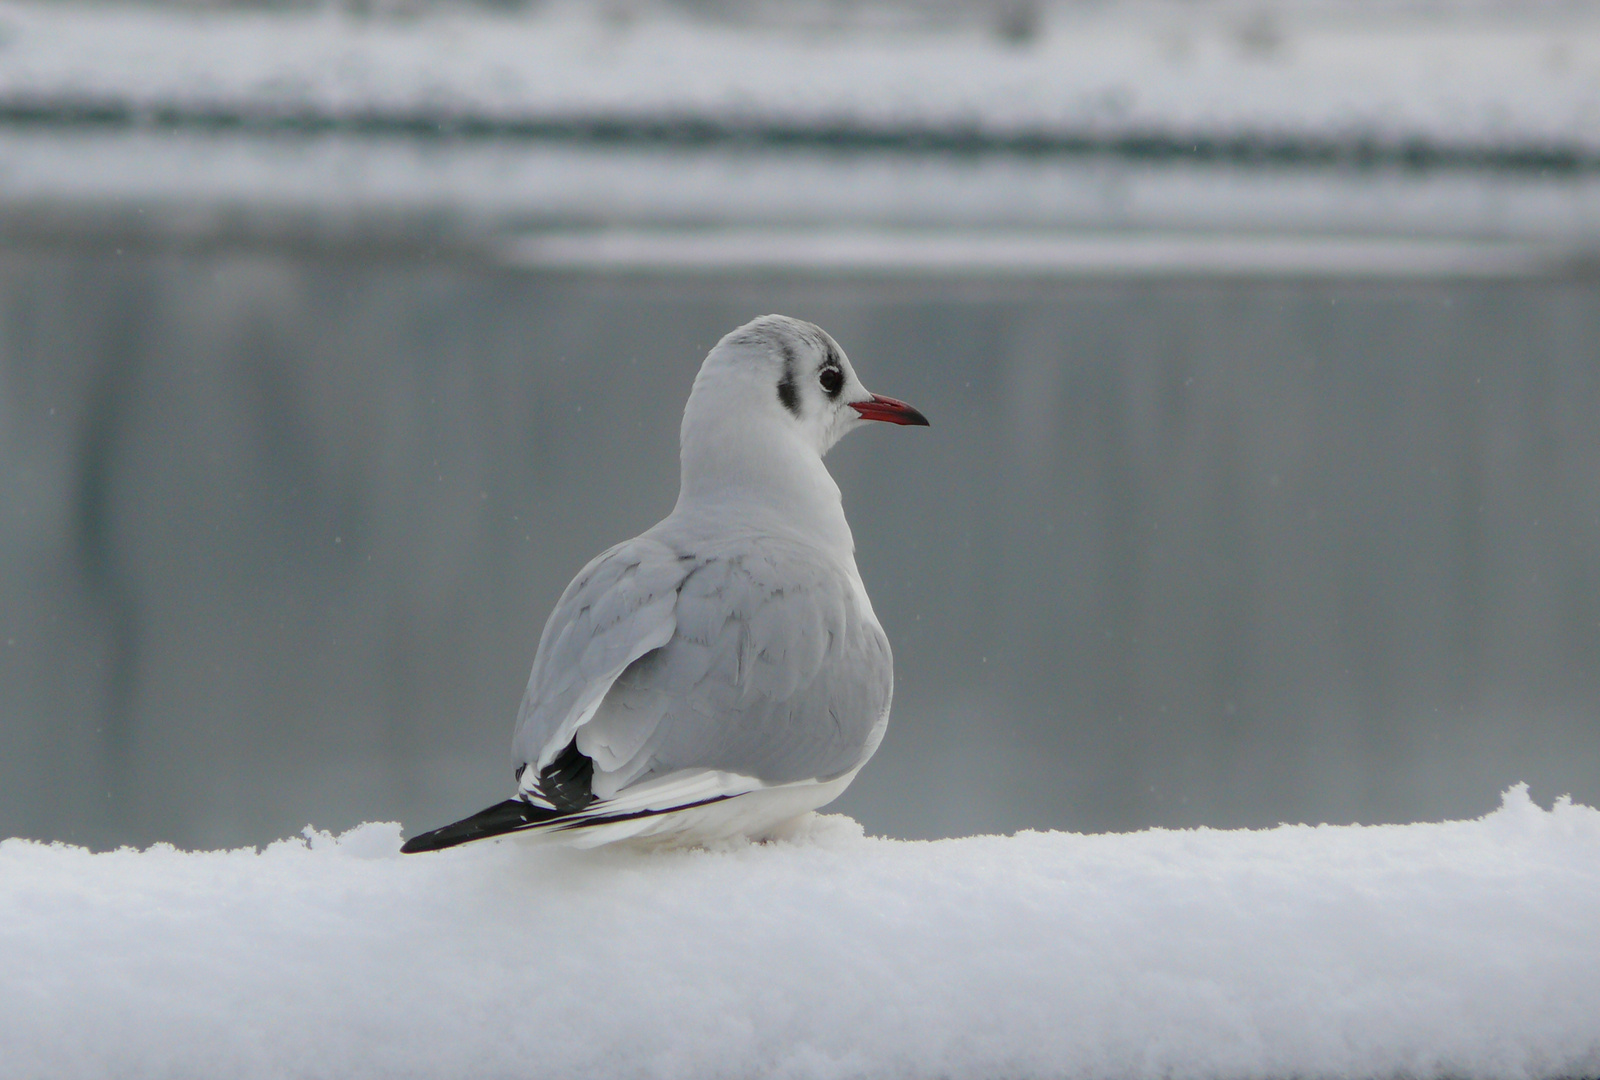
[777,367,800,416]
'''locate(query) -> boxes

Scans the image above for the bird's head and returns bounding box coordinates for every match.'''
[684,314,928,465]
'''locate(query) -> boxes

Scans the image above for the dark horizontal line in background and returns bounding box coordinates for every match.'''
[1,96,1597,175]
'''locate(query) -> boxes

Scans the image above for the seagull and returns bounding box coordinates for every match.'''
[402,315,928,853]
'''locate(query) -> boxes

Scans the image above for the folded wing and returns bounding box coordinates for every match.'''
[575,538,894,799]
[511,536,691,776]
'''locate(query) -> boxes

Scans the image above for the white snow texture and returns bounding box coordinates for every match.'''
[1,0,1599,151]
[2,784,1597,1080]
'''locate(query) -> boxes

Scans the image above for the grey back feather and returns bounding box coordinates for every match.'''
[512,530,893,790]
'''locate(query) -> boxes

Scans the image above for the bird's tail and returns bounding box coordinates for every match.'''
[401,790,752,853]
[399,799,564,854]
[402,758,766,854]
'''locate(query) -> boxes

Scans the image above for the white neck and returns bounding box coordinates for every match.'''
[669,405,856,559]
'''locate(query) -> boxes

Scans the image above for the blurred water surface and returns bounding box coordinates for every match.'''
[4,225,1599,850]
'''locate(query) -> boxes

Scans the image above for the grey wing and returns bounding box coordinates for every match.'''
[511,536,691,772]
[575,543,894,797]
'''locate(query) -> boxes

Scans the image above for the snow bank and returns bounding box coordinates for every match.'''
[6,2,1600,251]
[0,1,1598,159]
[2,785,1597,1080]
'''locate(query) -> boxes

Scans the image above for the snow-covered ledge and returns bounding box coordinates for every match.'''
[3,785,1597,1080]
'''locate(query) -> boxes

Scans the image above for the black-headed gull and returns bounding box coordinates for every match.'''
[403,315,927,852]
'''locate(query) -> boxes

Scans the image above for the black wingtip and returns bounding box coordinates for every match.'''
[401,798,559,854]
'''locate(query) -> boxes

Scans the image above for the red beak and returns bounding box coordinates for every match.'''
[851,394,930,427]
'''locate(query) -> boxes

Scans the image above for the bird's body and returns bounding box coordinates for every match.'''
[403,315,926,853]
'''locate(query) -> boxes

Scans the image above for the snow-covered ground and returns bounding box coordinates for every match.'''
[3,784,1597,1080]
[2,0,1599,158]
[6,2,1600,257]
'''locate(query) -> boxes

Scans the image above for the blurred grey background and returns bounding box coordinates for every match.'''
[4,0,1600,849]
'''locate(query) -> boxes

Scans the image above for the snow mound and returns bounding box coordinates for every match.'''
[3,785,1598,1080]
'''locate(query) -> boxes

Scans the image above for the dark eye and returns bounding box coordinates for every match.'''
[819,366,844,398]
